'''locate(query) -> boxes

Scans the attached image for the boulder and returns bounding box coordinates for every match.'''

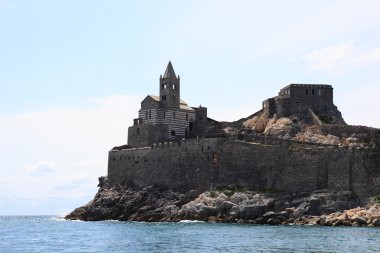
[238,204,265,219]
[372,219,380,226]
[216,200,237,215]
[267,218,282,225]
[230,192,249,204]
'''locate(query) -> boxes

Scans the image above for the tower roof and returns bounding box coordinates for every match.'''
[163,61,176,78]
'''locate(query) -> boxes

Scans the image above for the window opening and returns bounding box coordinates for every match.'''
[305,89,309,95]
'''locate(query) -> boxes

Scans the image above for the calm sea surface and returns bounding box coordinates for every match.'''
[1,216,380,252]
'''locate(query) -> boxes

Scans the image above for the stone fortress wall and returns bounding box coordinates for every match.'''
[110,64,379,202]
[108,132,380,202]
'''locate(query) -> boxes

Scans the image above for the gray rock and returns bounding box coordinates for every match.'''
[198,206,217,218]
[267,218,281,225]
[230,193,249,204]
[229,206,240,216]
[238,204,265,219]
[355,216,368,225]
[372,219,380,226]
[216,200,237,215]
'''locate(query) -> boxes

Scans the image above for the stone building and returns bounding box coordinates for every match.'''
[128,62,209,148]
[263,84,345,124]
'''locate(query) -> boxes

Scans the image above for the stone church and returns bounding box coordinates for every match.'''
[127,62,210,148]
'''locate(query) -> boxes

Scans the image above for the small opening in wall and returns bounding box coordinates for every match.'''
[186,113,188,120]
[163,111,166,119]
[173,84,176,90]
[149,110,152,119]
[312,89,315,95]
[305,89,309,95]
[137,128,140,135]
[171,130,176,136]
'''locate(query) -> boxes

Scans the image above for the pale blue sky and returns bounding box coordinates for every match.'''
[1,0,380,215]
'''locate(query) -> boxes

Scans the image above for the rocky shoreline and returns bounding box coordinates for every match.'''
[66,181,380,227]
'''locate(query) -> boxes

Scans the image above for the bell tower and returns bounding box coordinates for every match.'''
[159,61,180,108]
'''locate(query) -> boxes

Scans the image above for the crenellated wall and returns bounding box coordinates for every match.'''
[107,137,380,202]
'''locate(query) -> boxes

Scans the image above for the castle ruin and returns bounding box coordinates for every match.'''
[263,84,345,125]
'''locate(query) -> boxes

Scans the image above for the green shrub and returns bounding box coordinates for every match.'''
[216,184,246,192]
[318,114,333,124]
[263,187,282,193]
[224,190,234,197]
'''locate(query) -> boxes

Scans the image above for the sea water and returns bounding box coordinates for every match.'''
[1,216,380,252]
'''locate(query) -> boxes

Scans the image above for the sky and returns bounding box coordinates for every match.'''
[1,0,380,215]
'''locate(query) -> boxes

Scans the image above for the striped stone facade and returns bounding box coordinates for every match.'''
[127,62,205,148]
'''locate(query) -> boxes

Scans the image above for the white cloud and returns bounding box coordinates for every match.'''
[0,95,142,215]
[25,161,60,176]
[304,41,355,72]
[356,47,380,65]
[304,42,380,75]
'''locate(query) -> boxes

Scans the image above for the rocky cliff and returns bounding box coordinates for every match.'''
[66,111,380,225]
[66,179,380,227]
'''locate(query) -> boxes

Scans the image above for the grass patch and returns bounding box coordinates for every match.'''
[374,195,380,202]
[210,191,217,198]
